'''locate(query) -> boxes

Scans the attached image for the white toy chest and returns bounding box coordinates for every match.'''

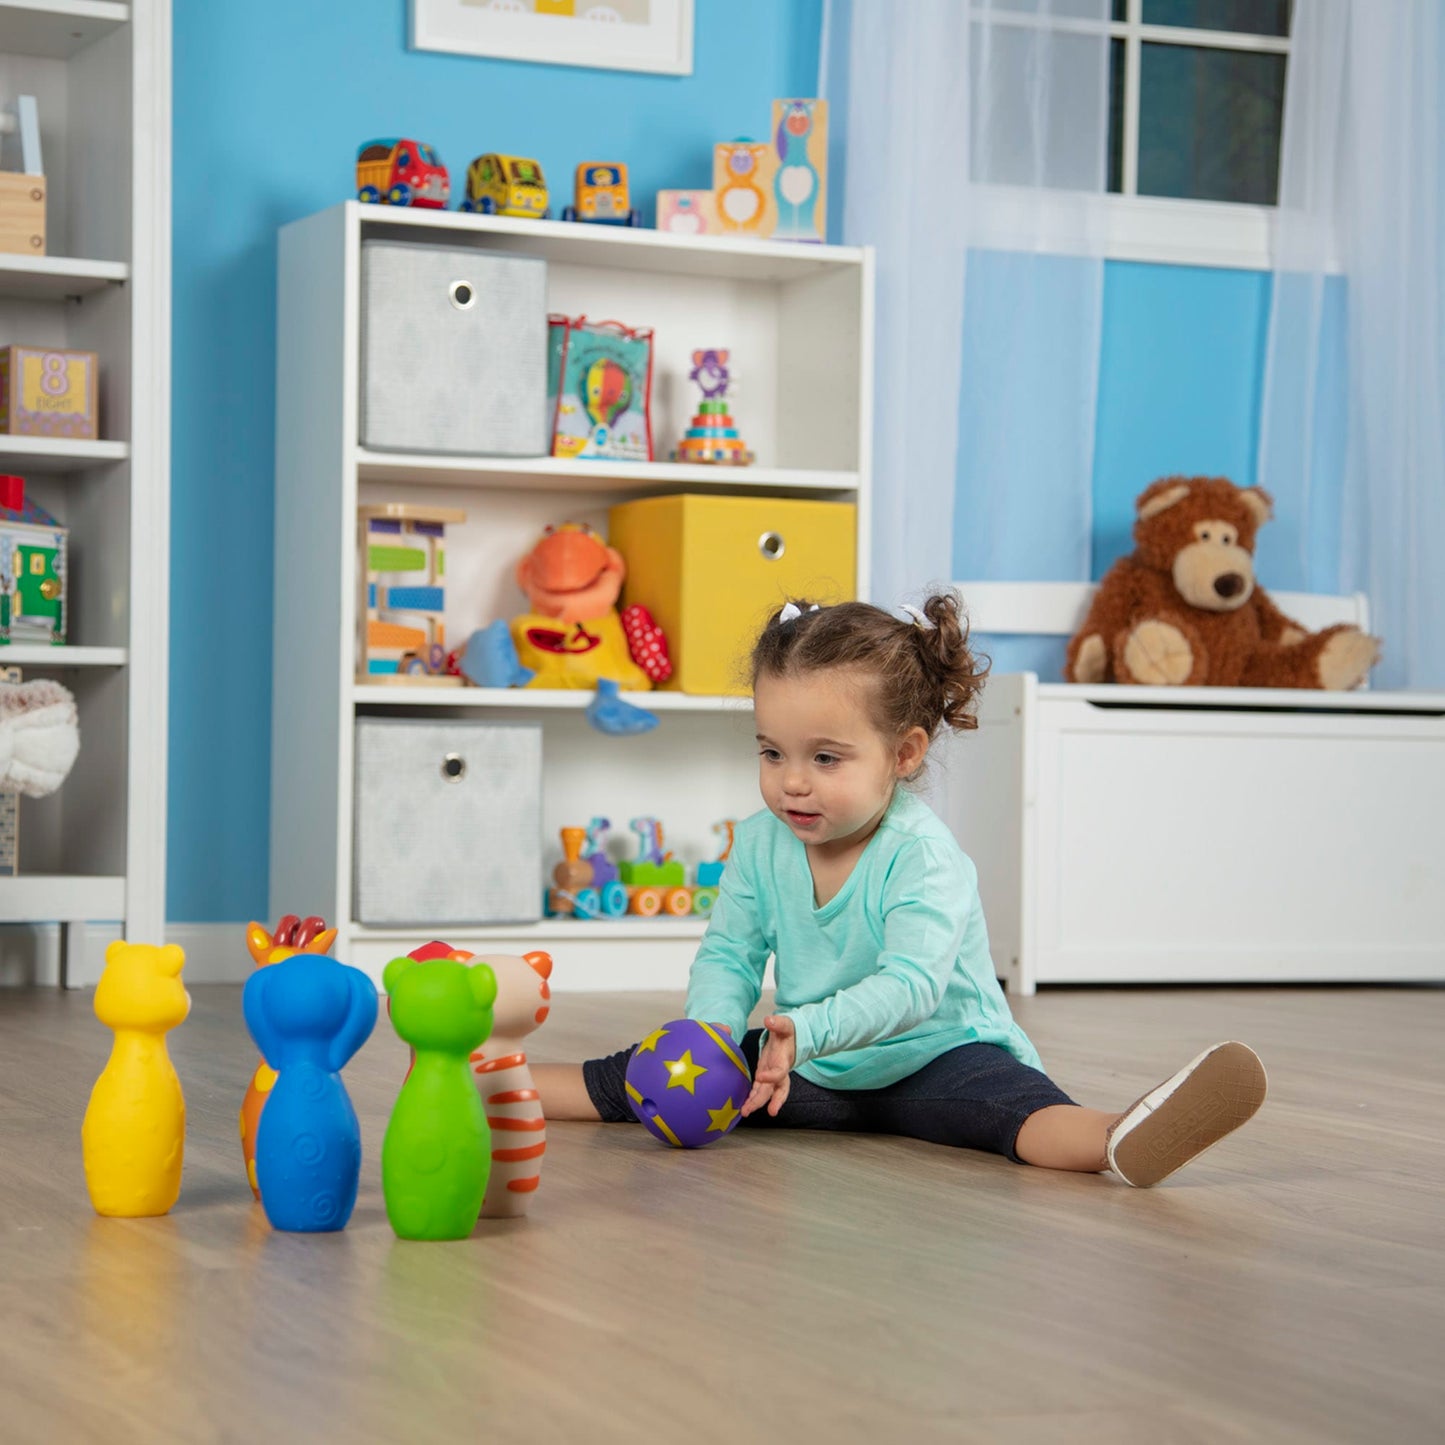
[939,583,1445,993]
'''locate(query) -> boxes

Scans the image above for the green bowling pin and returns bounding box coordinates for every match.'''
[382,953,497,1241]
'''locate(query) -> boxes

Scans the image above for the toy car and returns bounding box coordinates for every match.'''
[459,153,550,218]
[561,162,642,227]
[355,138,449,208]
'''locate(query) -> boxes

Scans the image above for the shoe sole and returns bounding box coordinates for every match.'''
[1108,1041,1267,1188]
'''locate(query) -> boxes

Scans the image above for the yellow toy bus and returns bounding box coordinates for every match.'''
[460,154,550,219]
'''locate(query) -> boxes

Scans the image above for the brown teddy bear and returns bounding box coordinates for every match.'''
[1065,476,1380,689]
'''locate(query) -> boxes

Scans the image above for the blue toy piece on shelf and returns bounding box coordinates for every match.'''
[458,620,536,689]
[586,677,658,735]
[242,954,378,1233]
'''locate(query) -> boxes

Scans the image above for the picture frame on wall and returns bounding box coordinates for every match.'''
[410,0,694,76]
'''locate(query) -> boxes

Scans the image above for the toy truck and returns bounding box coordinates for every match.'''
[356,138,450,208]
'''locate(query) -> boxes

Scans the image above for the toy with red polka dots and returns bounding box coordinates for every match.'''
[619,603,672,683]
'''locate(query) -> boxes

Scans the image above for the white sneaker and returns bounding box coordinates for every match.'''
[1106,1041,1267,1188]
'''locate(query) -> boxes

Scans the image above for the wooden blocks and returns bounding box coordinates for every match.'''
[0,347,99,439]
[0,173,46,256]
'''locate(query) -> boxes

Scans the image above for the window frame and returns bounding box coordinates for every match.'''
[971,0,1300,271]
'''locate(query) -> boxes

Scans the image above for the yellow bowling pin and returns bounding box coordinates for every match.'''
[82,941,190,1217]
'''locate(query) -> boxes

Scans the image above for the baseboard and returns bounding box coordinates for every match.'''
[13,921,692,991]
[0,922,252,990]
[160,923,253,984]
[0,924,63,987]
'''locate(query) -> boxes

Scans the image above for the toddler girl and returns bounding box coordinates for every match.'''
[534,593,1267,1185]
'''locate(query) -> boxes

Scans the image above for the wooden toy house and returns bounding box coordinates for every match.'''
[0,474,67,645]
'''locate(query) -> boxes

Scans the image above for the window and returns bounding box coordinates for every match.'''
[969,1,1294,268]
[1109,0,1291,205]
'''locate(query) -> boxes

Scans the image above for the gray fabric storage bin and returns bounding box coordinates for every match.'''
[353,717,542,925]
[360,240,548,455]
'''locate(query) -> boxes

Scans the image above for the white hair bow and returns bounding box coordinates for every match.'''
[778,602,820,623]
[899,604,935,630]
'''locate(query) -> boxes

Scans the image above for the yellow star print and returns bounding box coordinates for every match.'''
[663,1050,708,1094]
[706,1098,740,1133]
[636,1027,670,1054]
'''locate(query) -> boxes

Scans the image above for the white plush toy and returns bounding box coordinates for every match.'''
[0,678,80,797]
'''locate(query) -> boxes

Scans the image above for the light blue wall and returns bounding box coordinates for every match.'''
[169,0,823,922]
[963,258,1276,680]
[1092,260,1273,575]
[169,2,1297,921]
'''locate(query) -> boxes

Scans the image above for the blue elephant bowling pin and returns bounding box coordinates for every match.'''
[242,954,378,1232]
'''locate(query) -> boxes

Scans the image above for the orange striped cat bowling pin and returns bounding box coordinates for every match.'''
[239,916,338,1199]
[473,950,553,1217]
[400,942,552,1216]
[82,941,190,1217]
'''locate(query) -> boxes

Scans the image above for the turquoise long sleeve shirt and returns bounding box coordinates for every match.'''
[685,790,1042,1090]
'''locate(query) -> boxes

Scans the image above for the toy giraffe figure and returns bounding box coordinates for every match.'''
[473,950,553,1217]
[630,815,670,867]
[82,941,191,1218]
[773,100,822,241]
[240,915,337,1199]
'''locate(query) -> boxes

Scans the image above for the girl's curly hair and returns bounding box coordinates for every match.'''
[750,591,989,766]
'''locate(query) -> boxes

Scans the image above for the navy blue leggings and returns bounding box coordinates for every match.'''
[583,1028,1075,1163]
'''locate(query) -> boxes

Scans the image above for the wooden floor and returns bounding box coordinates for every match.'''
[2,983,1442,1444]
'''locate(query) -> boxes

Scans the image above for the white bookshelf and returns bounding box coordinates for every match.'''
[0,435,128,467]
[273,202,872,990]
[357,448,859,496]
[0,252,128,299]
[0,0,170,985]
[3,643,124,665]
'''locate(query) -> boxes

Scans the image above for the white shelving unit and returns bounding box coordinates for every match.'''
[274,204,873,990]
[0,1,170,984]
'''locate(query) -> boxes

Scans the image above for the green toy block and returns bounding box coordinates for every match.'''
[620,859,686,888]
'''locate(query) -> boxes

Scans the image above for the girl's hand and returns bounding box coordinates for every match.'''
[742,1014,796,1118]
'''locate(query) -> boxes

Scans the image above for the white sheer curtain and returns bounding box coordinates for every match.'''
[824,0,1111,621]
[826,0,971,610]
[1259,0,1445,689]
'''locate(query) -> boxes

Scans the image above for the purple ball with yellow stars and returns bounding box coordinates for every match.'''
[625,1018,752,1148]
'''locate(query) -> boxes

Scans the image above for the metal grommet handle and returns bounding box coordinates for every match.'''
[441,753,467,782]
[449,279,476,310]
[759,530,785,561]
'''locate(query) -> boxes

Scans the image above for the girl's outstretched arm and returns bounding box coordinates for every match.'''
[533,1063,602,1121]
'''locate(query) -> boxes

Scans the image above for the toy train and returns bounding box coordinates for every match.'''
[545,816,732,920]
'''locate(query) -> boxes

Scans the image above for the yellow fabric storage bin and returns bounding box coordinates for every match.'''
[609,493,857,696]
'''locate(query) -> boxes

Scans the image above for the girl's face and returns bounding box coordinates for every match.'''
[753,668,927,857]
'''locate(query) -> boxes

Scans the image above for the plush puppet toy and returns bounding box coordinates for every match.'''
[457,522,672,734]
[1065,476,1380,689]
